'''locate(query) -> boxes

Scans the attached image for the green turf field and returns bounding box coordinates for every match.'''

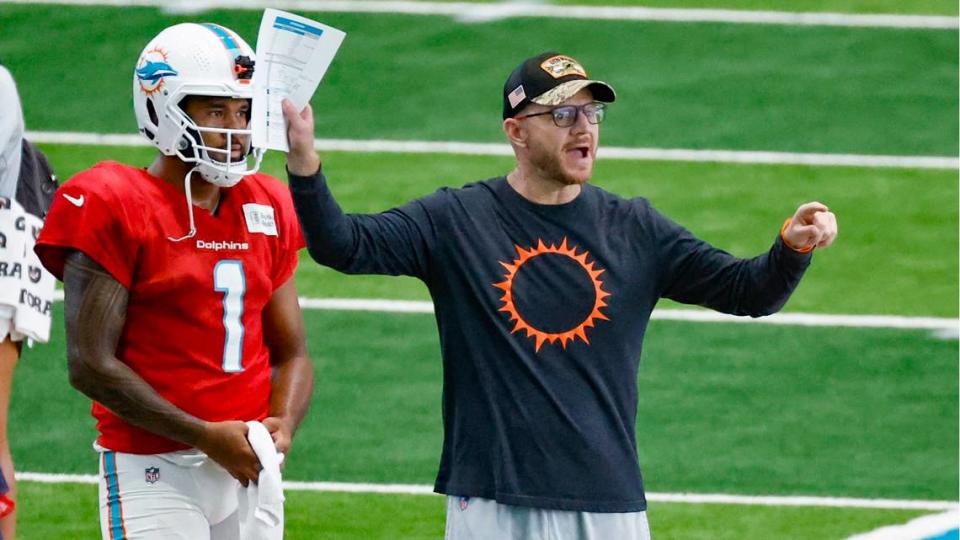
[548,0,957,14]
[13,309,958,498]
[4,0,958,538]
[206,0,960,15]
[37,145,960,317]
[16,482,935,539]
[2,6,957,155]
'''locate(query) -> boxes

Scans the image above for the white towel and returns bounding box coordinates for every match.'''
[0,198,53,344]
[0,198,27,312]
[13,210,54,342]
[239,421,285,540]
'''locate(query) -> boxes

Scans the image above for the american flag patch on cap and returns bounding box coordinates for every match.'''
[508,85,526,108]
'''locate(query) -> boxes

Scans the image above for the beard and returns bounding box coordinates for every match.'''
[527,137,591,186]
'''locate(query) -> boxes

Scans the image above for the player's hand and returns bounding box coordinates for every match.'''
[195,420,260,487]
[782,202,838,252]
[282,99,321,176]
[262,416,293,468]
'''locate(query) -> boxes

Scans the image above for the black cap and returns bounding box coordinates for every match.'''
[502,52,616,119]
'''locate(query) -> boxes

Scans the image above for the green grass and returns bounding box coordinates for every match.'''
[649,504,932,539]
[14,481,937,539]
[16,483,102,539]
[36,144,960,317]
[14,482,449,540]
[547,0,958,15]
[5,2,957,537]
[208,0,960,15]
[3,6,957,155]
[13,309,958,501]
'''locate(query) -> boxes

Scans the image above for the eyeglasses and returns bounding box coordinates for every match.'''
[515,102,607,128]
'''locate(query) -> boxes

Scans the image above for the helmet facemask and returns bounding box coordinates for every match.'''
[166,91,264,188]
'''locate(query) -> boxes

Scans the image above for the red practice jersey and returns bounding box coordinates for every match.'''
[36,161,304,454]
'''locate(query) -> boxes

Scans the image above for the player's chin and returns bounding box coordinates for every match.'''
[214,148,246,163]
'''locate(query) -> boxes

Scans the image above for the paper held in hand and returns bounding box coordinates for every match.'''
[251,9,346,152]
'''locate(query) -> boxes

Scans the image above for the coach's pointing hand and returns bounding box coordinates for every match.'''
[782,202,838,252]
[282,98,321,177]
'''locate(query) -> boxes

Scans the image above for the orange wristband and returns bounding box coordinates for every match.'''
[780,218,814,253]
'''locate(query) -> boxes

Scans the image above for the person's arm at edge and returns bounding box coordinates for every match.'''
[0,66,24,199]
[62,250,261,485]
[282,100,355,269]
[260,276,314,458]
[280,99,436,279]
[656,202,837,317]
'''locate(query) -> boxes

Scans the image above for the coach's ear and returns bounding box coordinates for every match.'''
[503,117,527,149]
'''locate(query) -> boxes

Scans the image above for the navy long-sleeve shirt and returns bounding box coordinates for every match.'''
[290,172,812,512]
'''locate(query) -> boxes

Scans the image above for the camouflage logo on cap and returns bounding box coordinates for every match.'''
[539,55,587,79]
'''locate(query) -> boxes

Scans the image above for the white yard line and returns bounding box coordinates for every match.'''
[16,472,958,510]
[647,493,956,511]
[648,310,958,332]
[27,131,959,170]
[846,510,960,539]
[4,0,957,28]
[295,298,959,332]
[47,291,957,331]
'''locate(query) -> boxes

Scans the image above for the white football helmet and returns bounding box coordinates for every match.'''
[133,23,263,187]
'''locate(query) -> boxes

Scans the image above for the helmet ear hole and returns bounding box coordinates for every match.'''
[178,127,202,160]
[146,98,159,127]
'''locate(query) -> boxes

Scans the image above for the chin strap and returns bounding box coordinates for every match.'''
[167,165,200,242]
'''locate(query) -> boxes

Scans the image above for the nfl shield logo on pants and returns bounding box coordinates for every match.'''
[144,466,160,484]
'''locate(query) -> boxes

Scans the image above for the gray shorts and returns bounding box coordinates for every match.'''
[444,496,651,540]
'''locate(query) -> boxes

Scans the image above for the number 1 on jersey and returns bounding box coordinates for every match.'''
[214,260,246,372]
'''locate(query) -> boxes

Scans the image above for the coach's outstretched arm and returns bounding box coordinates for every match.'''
[283,100,435,280]
[282,100,353,271]
[654,201,838,317]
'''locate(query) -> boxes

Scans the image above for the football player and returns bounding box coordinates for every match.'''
[35,23,313,539]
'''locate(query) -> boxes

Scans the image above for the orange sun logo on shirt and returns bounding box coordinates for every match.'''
[493,238,611,352]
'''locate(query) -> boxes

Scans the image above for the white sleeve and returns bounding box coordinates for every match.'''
[0,66,24,200]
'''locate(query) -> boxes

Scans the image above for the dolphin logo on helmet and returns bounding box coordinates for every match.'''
[135,48,178,96]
